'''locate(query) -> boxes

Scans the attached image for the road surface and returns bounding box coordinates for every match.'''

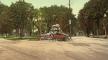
[0,37,108,60]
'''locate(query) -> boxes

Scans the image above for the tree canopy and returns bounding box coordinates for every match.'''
[78,0,108,36]
[0,1,77,37]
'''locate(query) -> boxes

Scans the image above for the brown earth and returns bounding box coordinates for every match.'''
[0,36,108,60]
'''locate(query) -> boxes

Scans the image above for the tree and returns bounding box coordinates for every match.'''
[10,1,34,37]
[78,0,108,36]
[0,3,14,36]
[39,5,76,34]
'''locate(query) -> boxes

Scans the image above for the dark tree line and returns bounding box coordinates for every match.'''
[78,0,108,37]
[0,0,77,37]
[39,5,77,34]
[1,0,108,38]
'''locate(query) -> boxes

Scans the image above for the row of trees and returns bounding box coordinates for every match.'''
[39,6,77,34]
[1,0,108,38]
[0,0,77,37]
[78,0,108,37]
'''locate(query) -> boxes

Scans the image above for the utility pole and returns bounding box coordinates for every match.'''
[69,0,71,9]
[19,0,24,2]
[69,0,72,38]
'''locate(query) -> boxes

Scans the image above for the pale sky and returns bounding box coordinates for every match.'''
[1,0,89,16]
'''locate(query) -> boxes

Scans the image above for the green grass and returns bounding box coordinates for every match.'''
[2,36,40,41]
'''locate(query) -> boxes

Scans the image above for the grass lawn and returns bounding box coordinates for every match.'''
[1,35,39,41]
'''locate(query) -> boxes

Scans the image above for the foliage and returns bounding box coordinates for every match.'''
[78,0,108,36]
[39,5,76,34]
[0,1,77,37]
[10,1,35,37]
[0,3,14,34]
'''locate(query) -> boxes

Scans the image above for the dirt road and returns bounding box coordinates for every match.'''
[0,37,108,60]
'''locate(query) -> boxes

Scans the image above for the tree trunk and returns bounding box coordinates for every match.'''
[96,29,99,36]
[105,27,107,38]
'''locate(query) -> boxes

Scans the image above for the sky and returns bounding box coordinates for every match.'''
[1,0,89,16]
